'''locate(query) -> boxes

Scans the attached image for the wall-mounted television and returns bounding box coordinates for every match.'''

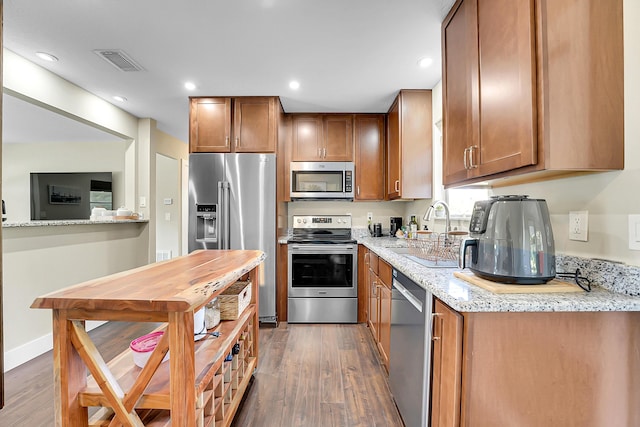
[30,172,113,220]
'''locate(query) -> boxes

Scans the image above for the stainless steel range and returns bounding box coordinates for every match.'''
[288,215,358,323]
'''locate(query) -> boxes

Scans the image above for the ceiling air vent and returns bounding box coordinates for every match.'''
[93,49,145,72]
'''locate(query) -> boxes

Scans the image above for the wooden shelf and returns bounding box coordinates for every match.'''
[80,305,255,411]
[91,357,257,427]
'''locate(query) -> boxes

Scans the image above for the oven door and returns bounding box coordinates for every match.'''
[288,243,357,298]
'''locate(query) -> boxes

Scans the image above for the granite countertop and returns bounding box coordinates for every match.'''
[358,236,640,313]
[3,219,149,228]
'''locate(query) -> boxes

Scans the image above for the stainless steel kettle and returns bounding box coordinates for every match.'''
[459,195,556,284]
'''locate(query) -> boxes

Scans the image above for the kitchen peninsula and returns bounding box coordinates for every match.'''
[31,249,264,426]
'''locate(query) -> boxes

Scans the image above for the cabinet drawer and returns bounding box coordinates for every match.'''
[369,252,379,275]
[378,260,392,288]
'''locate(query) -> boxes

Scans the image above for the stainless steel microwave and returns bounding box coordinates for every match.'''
[290,162,354,200]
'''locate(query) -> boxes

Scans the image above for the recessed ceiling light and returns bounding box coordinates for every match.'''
[289,80,300,90]
[113,95,127,102]
[36,52,58,62]
[418,57,433,68]
[184,82,197,91]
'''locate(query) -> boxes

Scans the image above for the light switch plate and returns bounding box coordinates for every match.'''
[629,215,640,250]
[163,198,173,205]
[569,211,588,242]
[139,196,147,208]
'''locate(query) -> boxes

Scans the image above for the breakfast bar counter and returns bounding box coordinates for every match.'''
[31,249,265,426]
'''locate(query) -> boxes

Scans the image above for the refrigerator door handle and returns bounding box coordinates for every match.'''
[217,181,224,250]
[222,181,231,250]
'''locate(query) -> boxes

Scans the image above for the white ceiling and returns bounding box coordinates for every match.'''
[2,0,455,143]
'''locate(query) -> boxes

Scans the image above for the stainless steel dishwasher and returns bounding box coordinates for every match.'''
[389,269,433,427]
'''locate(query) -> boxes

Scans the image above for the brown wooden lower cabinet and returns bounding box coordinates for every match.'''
[357,245,369,323]
[430,298,640,426]
[377,260,392,371]
[431,299,463,427]
[368,277,379,337]
[359,247,393,371]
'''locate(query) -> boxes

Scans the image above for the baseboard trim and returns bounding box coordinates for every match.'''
[4,320,107,372]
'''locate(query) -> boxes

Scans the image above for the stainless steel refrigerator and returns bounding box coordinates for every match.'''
[188,153,276,323]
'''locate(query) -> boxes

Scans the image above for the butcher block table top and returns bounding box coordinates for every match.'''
[31,249,266,313]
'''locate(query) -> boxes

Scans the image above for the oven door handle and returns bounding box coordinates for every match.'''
[289,244,356,252]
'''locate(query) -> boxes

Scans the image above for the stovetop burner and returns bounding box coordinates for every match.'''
[289,215,354,244]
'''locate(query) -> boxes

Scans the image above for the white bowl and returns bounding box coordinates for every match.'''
[130,331,169,368]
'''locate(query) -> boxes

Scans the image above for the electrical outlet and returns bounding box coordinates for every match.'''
[367,212,373,222]
[569,211,588,242]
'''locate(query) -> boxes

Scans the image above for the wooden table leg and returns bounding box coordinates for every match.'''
[168,311,196,425]
[53,310,88,427]
[250,265,260,366]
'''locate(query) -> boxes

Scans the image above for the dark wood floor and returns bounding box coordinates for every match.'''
[233,323,403,427]
[0,322,403,426]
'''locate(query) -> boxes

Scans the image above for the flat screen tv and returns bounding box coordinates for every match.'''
[30,172,113,220]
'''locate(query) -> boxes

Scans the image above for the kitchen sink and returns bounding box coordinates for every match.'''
[388,247,459,268]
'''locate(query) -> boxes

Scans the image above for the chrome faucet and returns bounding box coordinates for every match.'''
[423,200,451,233]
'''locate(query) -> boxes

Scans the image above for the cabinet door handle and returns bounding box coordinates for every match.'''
[469,145,479,169]
[225,136,230,146]
[323,148,327,158]
[235,137,239,148]
[364,252,369,265]
[394,180,400,193]
[432,312,443,341]
[357,186,360,196]
[318,148,322,158]
[463,147,469,170]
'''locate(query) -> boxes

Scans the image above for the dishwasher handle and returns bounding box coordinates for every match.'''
[393,278,423,313]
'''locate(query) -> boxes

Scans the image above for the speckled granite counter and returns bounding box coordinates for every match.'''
[358,236,640,313]
[3,219,149,228]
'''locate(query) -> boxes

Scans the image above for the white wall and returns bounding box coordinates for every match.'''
[3,223,149,371]
[287,200,407,232]
[156,153,180,259]
[2,140,128,222]
[155,126,190,258]
[2,51,164,370]
[3,49,138,140]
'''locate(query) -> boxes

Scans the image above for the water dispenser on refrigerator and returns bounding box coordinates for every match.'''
[195,204,218,247]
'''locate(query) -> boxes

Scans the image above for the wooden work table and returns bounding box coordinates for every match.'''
[32,249,265,427]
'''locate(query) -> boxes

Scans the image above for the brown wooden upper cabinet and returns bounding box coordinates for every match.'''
[354,114,385,201]
[386,90,433,200]
[291,114,353,161]
[442,0,624,187]
[189,96,278,153]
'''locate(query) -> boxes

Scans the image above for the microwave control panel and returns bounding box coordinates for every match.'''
[345,170,352,192]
